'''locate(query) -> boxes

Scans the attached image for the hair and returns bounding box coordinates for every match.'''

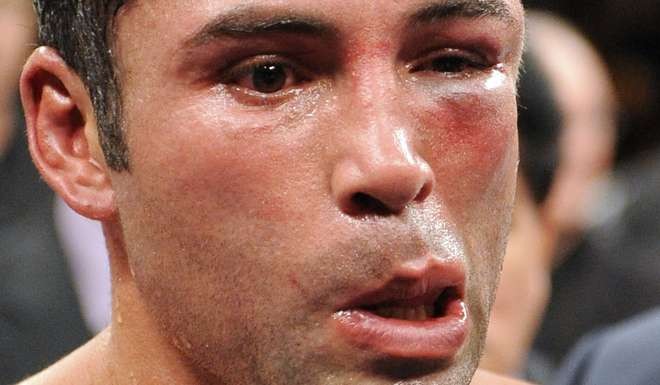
[517,48,562,204]
[33,1,129,171]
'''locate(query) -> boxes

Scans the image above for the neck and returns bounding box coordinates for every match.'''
[103,222,209,385]
[19,221,221,385]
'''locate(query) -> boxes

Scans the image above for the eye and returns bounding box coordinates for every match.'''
[411,49,489,75]
[250,64,287,93]
[430,56,474,73]
[221,56,308,95]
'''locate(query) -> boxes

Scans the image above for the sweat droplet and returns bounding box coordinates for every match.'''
[173,336,193,351]
[485,68,506,90]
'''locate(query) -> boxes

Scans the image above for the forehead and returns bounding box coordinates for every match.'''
[115,0,524,46]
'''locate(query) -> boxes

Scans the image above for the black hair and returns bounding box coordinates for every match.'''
[33,1,128,170]
[517,49,562,203]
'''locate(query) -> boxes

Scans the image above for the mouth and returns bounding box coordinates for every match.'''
[332,260,468,360]
[360,284,463,321]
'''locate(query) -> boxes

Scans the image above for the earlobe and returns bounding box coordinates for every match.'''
[20,47,116,220]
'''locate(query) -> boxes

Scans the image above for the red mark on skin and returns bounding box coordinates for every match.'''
[346,40,393,63]
[289,273,301,289]
[345,39,395,92]
[289,272,314,302]
[289,273,307,298]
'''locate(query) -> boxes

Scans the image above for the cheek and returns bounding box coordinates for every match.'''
[124,96,328,226]
[112,107,330,376]
[113,93,335,320]
[418,87,518,221]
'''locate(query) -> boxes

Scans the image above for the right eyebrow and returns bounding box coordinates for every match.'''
[409,0,516,26]
[181,8,337,50]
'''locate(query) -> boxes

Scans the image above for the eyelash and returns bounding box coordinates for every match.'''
[409,48,491,75]
[219,55,310,95]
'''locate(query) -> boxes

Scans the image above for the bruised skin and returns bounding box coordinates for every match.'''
[23,1,524,385]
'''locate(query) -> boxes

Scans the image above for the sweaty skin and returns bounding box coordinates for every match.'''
[20,1,526,384]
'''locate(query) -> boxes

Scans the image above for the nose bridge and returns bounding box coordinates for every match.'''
[363,115,418,175]
[348,62,413,164]
[331,68,435,216]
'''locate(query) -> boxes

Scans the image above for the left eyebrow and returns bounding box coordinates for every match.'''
[409,0,516,26]
[181,8,337,50]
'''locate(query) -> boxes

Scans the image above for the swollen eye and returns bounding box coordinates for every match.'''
[431,56,471,73]
[251,64,287,93]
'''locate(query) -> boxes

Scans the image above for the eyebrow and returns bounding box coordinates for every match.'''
[182,8,336,49]
[410,0,515,25]
[181,0,515,51]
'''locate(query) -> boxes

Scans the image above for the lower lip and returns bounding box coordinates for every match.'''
[331,300,468,360]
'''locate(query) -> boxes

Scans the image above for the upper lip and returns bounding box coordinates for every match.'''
[338,258,465,313]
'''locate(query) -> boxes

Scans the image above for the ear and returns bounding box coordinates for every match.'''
[20,47,116,220]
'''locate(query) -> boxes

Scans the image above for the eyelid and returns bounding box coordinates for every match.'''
[407,47,492,72]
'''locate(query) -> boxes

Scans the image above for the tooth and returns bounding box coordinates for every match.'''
[416,306,427,321]
[405,308,417,320]
[425,305,435,318]
[411,307,419,320]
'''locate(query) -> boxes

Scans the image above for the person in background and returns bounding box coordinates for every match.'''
[526,11,618,261]
[551,81,660,385]
[1,0,33,156]
[552,307,660,385]
[539,4,660,381]
[528,10,636,370]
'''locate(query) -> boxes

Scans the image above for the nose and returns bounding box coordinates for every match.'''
[332,129,435,217]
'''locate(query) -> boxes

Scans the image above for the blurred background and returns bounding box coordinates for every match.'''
[2,0,660,384]
[526,0,660,164]
[526,0,660,369]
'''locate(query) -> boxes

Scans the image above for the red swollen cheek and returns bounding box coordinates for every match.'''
[419,92,517,207]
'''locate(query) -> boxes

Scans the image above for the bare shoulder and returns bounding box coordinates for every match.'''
[16,359,71,385]
[16,330,110,385]
[472,369,535,385]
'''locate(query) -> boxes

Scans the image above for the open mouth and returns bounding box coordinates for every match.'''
[332,261,468,359]
[359,286,462,321]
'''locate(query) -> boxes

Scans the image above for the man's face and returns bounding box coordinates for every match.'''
[110,1,523,384]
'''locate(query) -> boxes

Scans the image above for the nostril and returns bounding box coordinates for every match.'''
[414,180,433,203]
[331,157,435,218]
[350,192,395,217]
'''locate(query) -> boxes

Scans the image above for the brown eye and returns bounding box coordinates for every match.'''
[227,59,303,95]
[220,55,315,102]
[251,63,287,93]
